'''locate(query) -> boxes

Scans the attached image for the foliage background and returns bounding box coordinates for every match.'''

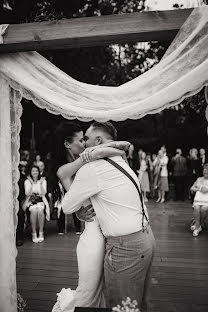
[0,0,207,155]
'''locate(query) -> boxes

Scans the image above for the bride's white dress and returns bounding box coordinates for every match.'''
[52,217,106,312]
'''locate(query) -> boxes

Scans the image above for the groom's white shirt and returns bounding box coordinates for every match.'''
[62,156,149,237]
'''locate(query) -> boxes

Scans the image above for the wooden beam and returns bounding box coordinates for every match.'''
[0,9,193,52]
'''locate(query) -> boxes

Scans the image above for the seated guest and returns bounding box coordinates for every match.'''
[190,164,208,237]
[22,165,50,243]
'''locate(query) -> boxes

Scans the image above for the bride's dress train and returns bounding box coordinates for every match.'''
[52,217,105,312]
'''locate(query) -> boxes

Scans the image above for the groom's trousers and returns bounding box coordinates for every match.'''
[104,224,156,312]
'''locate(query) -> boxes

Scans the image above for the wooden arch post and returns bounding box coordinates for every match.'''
[0,76,17,312]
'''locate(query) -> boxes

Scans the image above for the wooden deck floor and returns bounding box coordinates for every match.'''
[16,200,208,312]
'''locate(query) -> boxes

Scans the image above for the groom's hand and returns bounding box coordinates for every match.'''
[76,204,96,222]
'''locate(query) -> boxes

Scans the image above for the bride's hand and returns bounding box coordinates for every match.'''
[79,141,131,163]
[81,141,131,155]
[80,148,94,163]
[80,146,126,163]
[80,145,105,162]
[94,141,131,151]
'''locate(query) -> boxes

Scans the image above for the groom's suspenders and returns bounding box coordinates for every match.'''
[104,157,149,231]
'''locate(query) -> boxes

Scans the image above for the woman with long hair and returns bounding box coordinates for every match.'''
[51,121,130,312]
[23,165,50,243]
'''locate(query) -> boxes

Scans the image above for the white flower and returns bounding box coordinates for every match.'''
[56,288,75,312]
[112,297,140,312]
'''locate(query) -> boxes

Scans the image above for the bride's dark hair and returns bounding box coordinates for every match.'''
[51,122,83,202]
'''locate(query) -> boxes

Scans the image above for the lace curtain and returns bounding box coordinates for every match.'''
[0,7,207,122]
[0,6,208,312]
[0,78,19,312]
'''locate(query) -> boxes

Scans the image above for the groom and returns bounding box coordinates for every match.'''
[62,122,156,311]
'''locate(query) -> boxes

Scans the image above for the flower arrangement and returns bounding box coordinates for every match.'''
[17,293,26,312]
[112,297,141,312]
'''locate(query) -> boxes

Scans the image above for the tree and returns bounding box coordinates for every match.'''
[1,0,207,154]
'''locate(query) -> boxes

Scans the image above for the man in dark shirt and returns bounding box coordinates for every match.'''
[171,148,187,201]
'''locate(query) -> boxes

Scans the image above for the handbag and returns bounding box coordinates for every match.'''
[30,193,42,205]
[22,193,42,211]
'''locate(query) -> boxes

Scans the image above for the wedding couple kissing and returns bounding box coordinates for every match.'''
[52,121,156,312]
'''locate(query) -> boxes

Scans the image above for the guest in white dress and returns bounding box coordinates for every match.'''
[153,150,169,203]
[159,150,169,203]
[190,164,208,237]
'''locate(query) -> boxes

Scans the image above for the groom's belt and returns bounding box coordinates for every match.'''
[105,223,150,244]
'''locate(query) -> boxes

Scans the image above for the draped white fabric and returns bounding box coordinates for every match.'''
[0,7,208,122]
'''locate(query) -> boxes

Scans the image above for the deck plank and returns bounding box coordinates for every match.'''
[16,200,208,312]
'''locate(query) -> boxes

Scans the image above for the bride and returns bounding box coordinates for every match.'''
[51,122,130,312]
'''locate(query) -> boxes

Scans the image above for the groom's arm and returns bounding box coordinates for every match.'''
[62,163,100,214]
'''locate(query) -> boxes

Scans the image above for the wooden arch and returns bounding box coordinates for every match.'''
[0,7,200,312]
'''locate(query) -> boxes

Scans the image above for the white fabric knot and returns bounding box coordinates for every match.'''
[0,24,9,44]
